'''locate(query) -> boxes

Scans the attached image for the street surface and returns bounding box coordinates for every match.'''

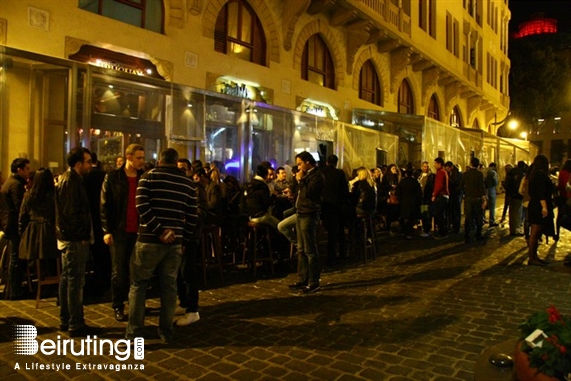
[1,198,570,380]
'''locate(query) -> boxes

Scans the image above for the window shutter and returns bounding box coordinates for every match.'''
[252,19,266,66]
[301,44,309,80]
[214,6,227,53]
[325,50,335,89]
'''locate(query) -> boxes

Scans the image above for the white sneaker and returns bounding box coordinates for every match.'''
[175,306,186,315]
[420,232,430,238]
[176,312,200,326]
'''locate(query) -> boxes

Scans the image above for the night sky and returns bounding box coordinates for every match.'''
[509,0,571,33]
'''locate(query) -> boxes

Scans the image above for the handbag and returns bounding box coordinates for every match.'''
[388,193,399,205]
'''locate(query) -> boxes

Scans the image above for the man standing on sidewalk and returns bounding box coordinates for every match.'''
[432,157,449,239]
[100,144,145,322]
[288,151,324,294]
[485,163,499,226]
[460,157,487,243]
[126,148,198,344]
[55,147,95,336]
[0,158,30,300]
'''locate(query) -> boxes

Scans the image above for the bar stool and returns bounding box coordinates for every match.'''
[31,257,61,309]
[243,221,275,277]
[356,214,377,263]
[199,224,224,287]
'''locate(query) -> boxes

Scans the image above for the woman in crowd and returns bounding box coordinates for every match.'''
[350,167,377,217]
[555,159,571,240]
[526,155,555,266]
[18,168,59,262]
[396,166,422,239]
[379,164,401,232]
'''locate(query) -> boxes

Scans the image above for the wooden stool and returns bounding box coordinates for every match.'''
[31,258,61,309]
[356,214,377,263]
[244,221,275,277]
[199,225,224,287]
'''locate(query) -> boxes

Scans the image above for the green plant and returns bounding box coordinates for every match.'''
[519,305,571,379]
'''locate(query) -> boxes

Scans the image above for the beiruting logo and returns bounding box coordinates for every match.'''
[12,325,144,372]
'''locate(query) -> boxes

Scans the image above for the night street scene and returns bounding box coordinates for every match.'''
[1,0,571,380]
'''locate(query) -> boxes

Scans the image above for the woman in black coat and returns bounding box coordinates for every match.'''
[19,168,59,261]
[379,164,401,231]
[396,167,422,239]
[349,167,377,217]
[526,155,555,266]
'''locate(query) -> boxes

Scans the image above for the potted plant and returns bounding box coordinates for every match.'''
[516,305,571,380]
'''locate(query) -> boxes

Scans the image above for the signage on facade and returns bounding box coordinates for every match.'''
[207,74,273,104]
[298,100,339,120]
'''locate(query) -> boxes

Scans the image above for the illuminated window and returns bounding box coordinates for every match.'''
[301,34,335,89]
[427,94,440,121]
[359,60,382,106]
[214,0,267,66]
[450,106,463,128]
[398,80,414,115]
[78,0,163,33]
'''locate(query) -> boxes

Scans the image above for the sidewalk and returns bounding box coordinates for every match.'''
[1,214,570,380]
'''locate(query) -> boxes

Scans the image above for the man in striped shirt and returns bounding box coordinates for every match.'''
[126,148,198,344]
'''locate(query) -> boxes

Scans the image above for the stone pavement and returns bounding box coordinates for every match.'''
[1,221,570,380]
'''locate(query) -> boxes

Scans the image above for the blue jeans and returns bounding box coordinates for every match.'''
[278,213,297,244]
[110,232,138,310]
[126,242,182,340]
[487,189,497,222]
[250,213,280,231]
[59,241,89,330]
[296,213,320,286]
[433,195,449,236]
[8,236,23,299]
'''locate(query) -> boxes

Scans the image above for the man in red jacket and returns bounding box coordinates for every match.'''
[431,157,449,239]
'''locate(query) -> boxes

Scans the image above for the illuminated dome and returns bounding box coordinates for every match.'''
[514,15,557,38]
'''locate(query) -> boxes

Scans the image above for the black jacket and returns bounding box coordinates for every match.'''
[100,166,144,235]
[55,169,91,241]
[245,177,271,218]
[353,180,377,216]
[295,167,324,215]
[0,174,27,238]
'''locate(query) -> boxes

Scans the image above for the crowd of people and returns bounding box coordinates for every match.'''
[1,147,570,342]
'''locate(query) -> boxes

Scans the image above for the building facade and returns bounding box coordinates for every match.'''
[0,0,517,179]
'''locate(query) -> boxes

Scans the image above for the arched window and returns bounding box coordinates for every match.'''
[79,0,163,33]
[427,94,440,121]
[472,118,480,129]
[450,105,463,127]
[398,80,414,114]
[359,60,382,106]
[214,0,267,66]
[301,34,335,89]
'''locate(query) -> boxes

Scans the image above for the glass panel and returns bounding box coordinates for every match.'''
[78,0,98,13]
[251,106,294,171]
[145,0,163,33]
[308,70,324,86]
[205,97,242,180]
[227,2,239,39]
[241,6,252,42]
[228,42,251,61]
[102,1,143,28]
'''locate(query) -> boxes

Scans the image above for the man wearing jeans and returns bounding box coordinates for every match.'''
[432,157,450,239]
[126,148,198,344]
[288,151,324,294]
[55,147,94,337]
[0,158,30,300]
[100,144,145,322]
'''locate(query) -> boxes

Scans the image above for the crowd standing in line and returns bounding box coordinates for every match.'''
[2,147,571,342]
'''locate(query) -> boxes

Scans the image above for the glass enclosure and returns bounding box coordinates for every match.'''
[0,45,530,184]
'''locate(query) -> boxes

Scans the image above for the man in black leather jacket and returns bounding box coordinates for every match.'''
[100,144,145,322]
[55,147,95,337]
[0,158,30,299]
[288,151,324,294]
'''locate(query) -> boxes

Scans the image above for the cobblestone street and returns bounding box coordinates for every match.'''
[1,214,570,381]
